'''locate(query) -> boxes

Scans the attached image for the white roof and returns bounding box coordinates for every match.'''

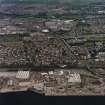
[59,64,67,68]
[41,72,48,75]
[59,70,64,75]
[68,73,81,83]
[42,29,49,33]
[64,20,74,23]
[98,10,104,13]
[49,71,54,75]
[16,71,30,79]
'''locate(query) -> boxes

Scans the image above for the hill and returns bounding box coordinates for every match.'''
[1,0,104,5]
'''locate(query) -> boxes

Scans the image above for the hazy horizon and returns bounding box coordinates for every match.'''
[0,0,104,4]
